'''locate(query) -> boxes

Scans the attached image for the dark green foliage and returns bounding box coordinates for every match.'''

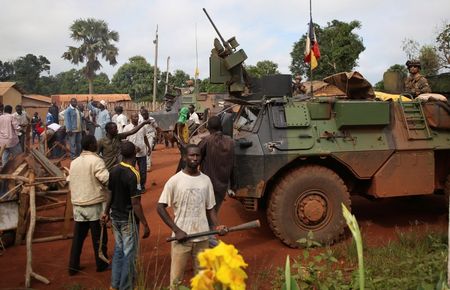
[273,230,448,289]
[290,20,365,80]
[245,60,280,78]
[419,45,440,76]
[0,60,14,81]
[198,78,226,93]
[111,56,157,101]
[13,54,51,93]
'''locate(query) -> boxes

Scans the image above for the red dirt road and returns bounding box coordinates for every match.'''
[0,145,447,289]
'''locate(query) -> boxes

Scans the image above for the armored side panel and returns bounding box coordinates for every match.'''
[334,101,390,128]
[383,71,405,94]
[427,73,450,95]
[368,150,435,197]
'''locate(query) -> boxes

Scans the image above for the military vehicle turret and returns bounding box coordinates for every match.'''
[204,9,450,247]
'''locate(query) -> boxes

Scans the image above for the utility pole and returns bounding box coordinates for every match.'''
[152,25,158,111]
[164,56,170,95]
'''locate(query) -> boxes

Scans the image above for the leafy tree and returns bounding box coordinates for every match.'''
[13,54,50,93]
[55,69,86,94]
[92,73,114,94]
[290,20,365,80]
[62,18,119,94]
[419,45,440,76]
[245,60,280,78]
[0,60,14,81]
[436,22,450,69]
[171,69,191,88]
[36,75,59,95]
[199,78,226,93]
[112,56,156,101]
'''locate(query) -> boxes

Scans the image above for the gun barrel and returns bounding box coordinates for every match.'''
[202,8,227,46]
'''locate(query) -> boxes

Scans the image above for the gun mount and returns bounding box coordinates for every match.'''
[203,8,248,95]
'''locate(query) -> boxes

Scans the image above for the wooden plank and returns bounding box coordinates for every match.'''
[36,189,70,195]
[35,201,66,211]
[36,216,66,222]
[12,163,28,177]
[30,148,66,187]
[15,188,29,246]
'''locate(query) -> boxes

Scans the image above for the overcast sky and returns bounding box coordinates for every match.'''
[0,0,448,86]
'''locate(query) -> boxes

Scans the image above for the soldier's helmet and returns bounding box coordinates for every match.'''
[406,59,421,69]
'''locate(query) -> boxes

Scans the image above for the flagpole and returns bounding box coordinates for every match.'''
[309,0,314,98]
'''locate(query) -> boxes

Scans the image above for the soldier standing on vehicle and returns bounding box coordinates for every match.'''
[293,74,307,95]
[404,60,431,98]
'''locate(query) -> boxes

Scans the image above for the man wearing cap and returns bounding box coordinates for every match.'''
[404,60,431,98]
[293,74,306,95]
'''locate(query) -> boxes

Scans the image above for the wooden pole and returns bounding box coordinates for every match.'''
[25,170,50,287]
[152,25,159,111]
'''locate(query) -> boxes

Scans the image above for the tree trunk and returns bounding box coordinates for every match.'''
[88,78,94,94]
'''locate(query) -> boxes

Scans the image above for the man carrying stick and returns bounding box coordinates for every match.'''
[157,144,227,288]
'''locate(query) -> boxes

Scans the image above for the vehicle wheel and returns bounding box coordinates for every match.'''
[267,165,351,248]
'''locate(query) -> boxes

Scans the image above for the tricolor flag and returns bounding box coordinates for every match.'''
[304,18,321,70]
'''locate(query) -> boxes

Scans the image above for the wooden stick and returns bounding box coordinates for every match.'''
[0,183,22,201]
[36,189,70,195]
[0,174,30,183]
[25,170,49,287]
[36,216,66,222]
[25,170,35,287]
[62,189,73,239]
[35,201,66,211]
[32,234,73,243]
[30,272,50,284]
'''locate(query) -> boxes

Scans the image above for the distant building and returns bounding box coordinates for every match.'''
[0,82,26,109]
[23,94,52,121]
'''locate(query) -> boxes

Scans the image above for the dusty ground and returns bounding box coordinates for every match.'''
[0,144,447,289]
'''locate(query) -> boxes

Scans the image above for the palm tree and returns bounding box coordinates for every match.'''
[62,18,119,94]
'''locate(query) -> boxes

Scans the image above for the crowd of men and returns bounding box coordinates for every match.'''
[61,99,235,289]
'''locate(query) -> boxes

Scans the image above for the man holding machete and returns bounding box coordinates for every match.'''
[157,143,227,288]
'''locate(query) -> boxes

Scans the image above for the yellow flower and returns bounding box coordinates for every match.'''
[191,241,248,290]
[191,269,215,290]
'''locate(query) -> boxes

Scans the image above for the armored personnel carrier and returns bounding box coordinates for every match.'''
[204,10,450,247]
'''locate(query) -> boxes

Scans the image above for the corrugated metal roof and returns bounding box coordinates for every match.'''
[51,94,132,104]
[24,94,52,103]
[0,82,27,96]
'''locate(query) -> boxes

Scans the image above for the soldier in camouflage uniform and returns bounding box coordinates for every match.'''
[404,59,431,98]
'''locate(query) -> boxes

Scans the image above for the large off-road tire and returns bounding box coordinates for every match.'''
[267,165,351,248]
